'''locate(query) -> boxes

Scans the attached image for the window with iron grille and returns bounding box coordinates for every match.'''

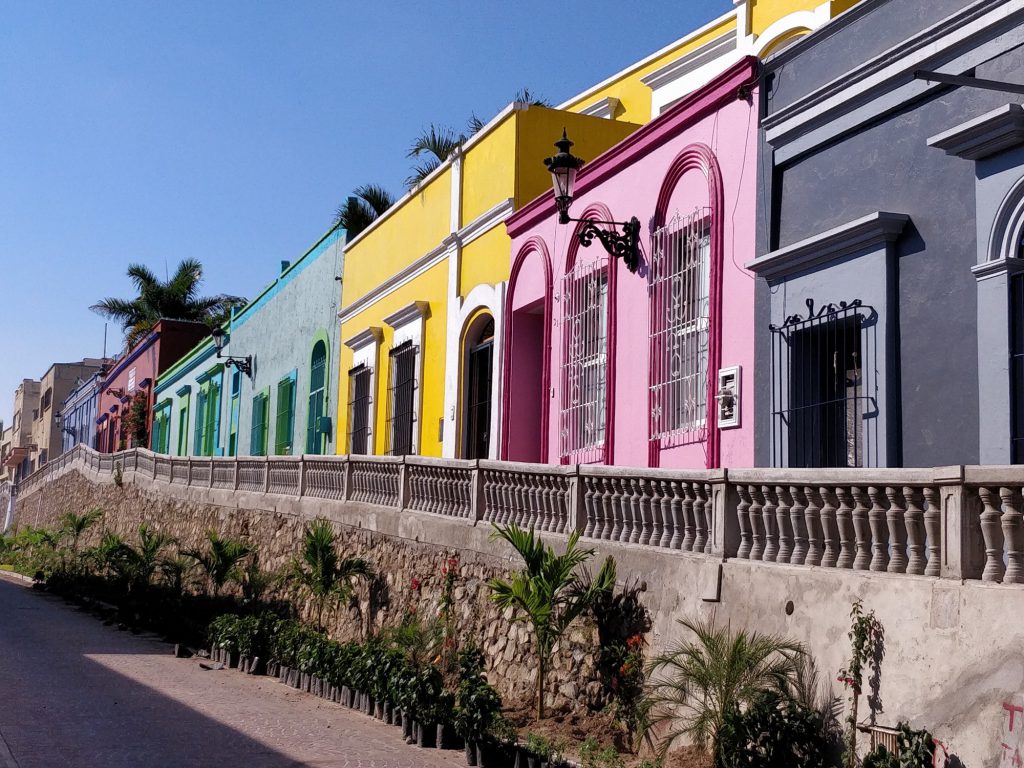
[386,341,418,456]
[559,259,608,463]
[770,299,872,468]
[649,208,711,442]
[274,372,297,455]
[347,364,372,454]
[250,390,269,456]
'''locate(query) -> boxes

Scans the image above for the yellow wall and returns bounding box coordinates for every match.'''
[459,225,509,300]
[560,15,737,124]
[750,0,816,35]
[341,167,452,304]
[461,118,517,225]
[337,260,449,457]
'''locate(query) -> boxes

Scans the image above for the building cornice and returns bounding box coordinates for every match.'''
[578,97,622,120]
[449,198,514,249]
[971,257,1024,282]
[338,241,448,325]
[640,32,737,91]
[746,212,909,279]
[762,0,1019,152]
[383,301,430,329]
[507,57,758,238]
[343,327,384,352]
[928,104,1024,161]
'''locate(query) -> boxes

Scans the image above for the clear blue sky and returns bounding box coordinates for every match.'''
[0,0,731,423]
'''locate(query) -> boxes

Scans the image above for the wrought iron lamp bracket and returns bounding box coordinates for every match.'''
[569,216,642,273]
[222,355,253,378]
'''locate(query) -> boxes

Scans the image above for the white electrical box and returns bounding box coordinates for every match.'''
[717,365,741,429]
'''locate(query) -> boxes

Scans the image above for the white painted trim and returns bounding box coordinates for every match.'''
[343,326,383,352]
[450,148,463,233]
[556,7,738,112]
[764,0,1021,152]
[347,334,381,455]
[641,32,737,91]
[338,243,448,325]
[456,198,515,248]
[972,257,1024,282]
[579,97,621,120]
[442,282,506,459]
[748,9,823,56]
[383,300,430,329]
[928,104,1024,161]
[746,212,909,279]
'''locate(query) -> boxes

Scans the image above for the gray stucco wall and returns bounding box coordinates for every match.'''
[231,228,344,456]
[755,0,1024,467]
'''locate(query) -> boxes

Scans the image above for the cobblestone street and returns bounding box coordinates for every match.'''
[0,575,465,768]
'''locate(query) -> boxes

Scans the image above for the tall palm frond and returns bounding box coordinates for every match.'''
[91,259,245,349]
[644,616,805,762]
[183,530,253,597]
[289,518,374,629]
[333,184,396,241]
[59,508,103,554]
[513,87,552,107]
[405,124,462,189]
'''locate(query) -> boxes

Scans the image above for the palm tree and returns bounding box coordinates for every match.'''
[91,259,246,348]
[130,524,174,590]
[60,508,102,557]
[488,523,616,718]
[333,184,396,241]
[184,530,253,597]
[405,124,462,189]
[289,518,373,630]
[643,616,805,763]
[465,88,552,138]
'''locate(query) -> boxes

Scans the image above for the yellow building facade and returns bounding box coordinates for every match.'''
[336,0,861,460]
[336,106,637,458]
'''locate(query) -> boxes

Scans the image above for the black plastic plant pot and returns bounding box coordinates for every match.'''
[418,722,438,748]
[383,701,392,722]
[465,741,478,766]
[228,651,239,669]
[341,686,352,707]
[374,700,384,719]
[402,715,413,741]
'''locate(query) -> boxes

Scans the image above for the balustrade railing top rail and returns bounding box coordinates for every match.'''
[13,446,1024,587]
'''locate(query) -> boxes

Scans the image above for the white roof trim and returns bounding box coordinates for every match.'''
[383,301,430,329]
[344,327,384,351]
[338,241,448,325]
[578,97,621,120]
[928,103,1024,161]
[640,32,737,91]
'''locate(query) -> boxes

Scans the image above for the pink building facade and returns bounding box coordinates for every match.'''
[502,58,759,470]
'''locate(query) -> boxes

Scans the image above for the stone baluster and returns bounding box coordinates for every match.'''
[618,479,633,543]
[748,486,765,561]
[700,483,714,554]
[819,487,838,568]
[851,487,871,571]
[557,477,570,534]
[628,478,643,544]
[690,483,705,553]
[649,481,665,547]
[867,487,890,572]
[775,486,792,564]
[835,486,855,569]
[804,487,822,567]
[638,479,654,546]
[603,478,618,540]
[658,481,673,548]
[978,487,1007,582]
[608,478,623,541]
[547,475,560,531]
[736,484,752,559]
[582,477,597,538]
[885,487,908,574]
[922,486,941,576]
[761,486,778,562]
[483,472,496,522]
[1000,487,1024,584]
[789,486,807,565]
[901,487,925,575]
[669,480,685,550]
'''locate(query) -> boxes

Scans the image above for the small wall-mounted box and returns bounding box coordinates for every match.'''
[716,365,741,429]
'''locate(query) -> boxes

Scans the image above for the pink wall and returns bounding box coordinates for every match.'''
[503,58,759,470]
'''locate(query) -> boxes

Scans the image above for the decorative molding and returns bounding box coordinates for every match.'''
[174,384,192,398]
[763,0,1021,153]
[455,198,514,248]
[928,104,1024,161]
[746,212,909,280]
[579,97,622,120]
[641,33,737,91]
[338,241,448,325]
[971,257,1024,282]
[383,301,430,330]
[343,327,383,352]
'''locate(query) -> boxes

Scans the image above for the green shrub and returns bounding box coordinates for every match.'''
[861,723,934,768]
[579,737,625,768]
[453,648,502,744]
[719,694,829,768]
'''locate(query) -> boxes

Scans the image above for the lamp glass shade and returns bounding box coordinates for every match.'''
[551,165,577,203]
[211,327,225,353]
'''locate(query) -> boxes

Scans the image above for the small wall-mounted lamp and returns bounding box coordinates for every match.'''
[544,129,642,273]
[210,327,253,378]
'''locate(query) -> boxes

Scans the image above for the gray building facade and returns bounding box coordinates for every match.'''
[230,227,345,456]
[750,0,1024,467]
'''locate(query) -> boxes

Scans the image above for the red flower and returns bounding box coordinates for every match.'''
[626,634,644,649]
[410,577,421,591]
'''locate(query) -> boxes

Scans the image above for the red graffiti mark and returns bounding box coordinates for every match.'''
[1005,703,1024,733]
[1000,743,1024,767]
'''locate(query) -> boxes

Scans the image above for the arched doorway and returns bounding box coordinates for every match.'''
[306,339,328,455]
[462,314,494,459]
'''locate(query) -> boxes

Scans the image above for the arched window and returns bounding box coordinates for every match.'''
[306,340,328,454]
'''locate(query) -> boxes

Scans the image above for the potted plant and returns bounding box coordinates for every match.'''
[453,649,503,766]
[525,733,556,768]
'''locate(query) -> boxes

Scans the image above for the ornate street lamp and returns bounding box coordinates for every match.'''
[210,327,253,377]
[544,129,642,273]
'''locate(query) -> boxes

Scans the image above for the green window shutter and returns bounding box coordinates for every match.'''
[177,402,189,456]
[275,373,296,455]
[206,376,222,456]
[194,386,208,455]
[250,393,267,456]
[307,341,327,455]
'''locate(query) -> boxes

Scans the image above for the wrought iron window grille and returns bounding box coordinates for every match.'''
[386,341,418,457]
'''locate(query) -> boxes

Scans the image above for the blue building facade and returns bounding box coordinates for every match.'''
[59,371,105,453]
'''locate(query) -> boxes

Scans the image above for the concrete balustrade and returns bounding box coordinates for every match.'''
[13,446,1024,587]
